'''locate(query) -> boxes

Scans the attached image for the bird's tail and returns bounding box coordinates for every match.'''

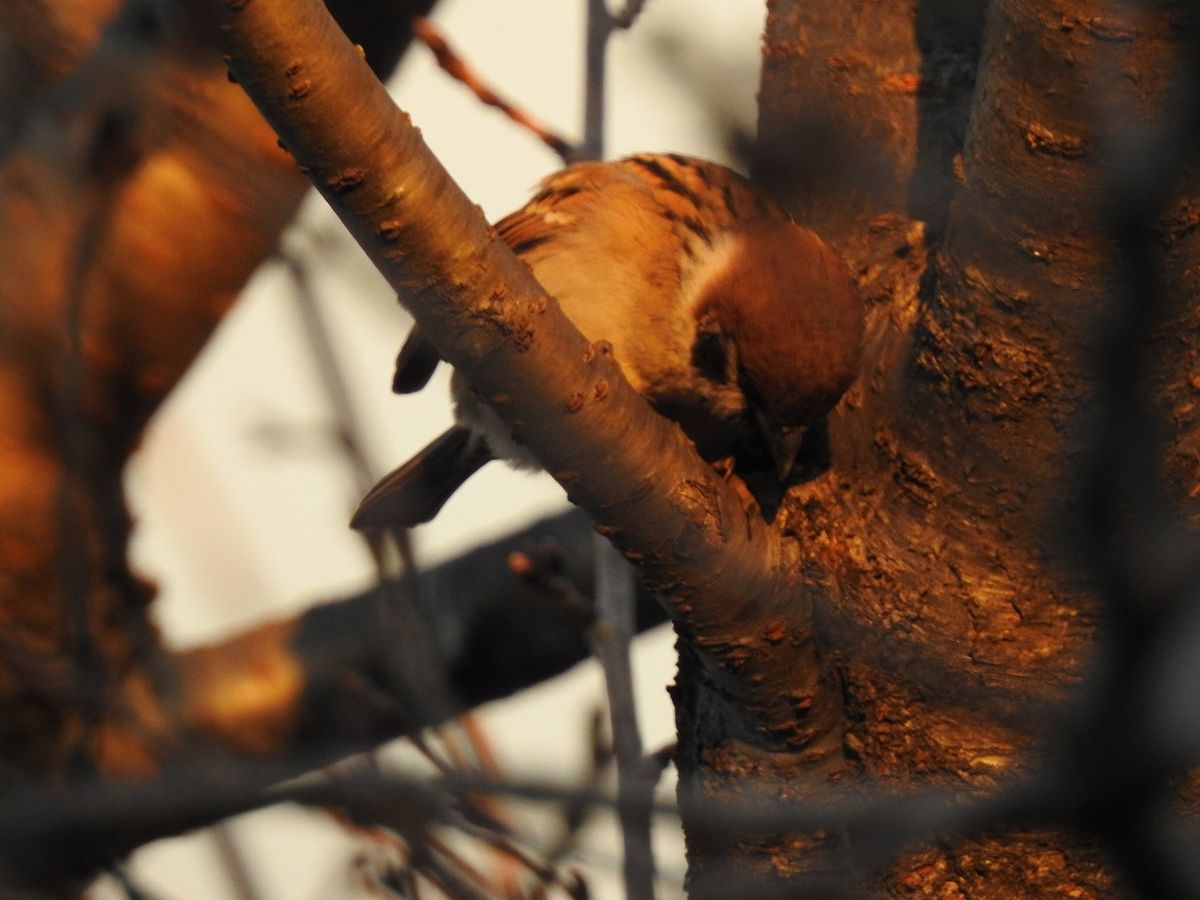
[351,426,493,530]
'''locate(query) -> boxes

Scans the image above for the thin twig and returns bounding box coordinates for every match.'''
[108,865,166,900]
[582,0,653,160]
[507,543,594,617]
[410,842,494,900]
[581,0,610,161]
[288,255,551,893]
[60,191,120,695]
[613,0,650,29]
[425,833,505,898]
[413,18,579,163]
[53,106,151,766]
[210,824,262,900]
[591,534,656,899]
[458,712,502,777]
[285,256,457,727]
[449,714,526,896]
[284,256,377,493]
[452,816,561,887]
[409,729,455,775]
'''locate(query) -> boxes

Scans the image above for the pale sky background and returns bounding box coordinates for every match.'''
[108,2,767,897]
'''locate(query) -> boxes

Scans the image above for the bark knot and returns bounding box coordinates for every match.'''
[669,479,725,541]
[327,167,367,193]
[1023,123,1086,159]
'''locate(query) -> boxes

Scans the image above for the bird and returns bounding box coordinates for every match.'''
[351,153,863,530]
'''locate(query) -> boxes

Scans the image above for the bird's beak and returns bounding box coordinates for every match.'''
[755,409,806,481]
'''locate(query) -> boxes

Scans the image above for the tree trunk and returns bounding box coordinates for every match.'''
[692,0,1198,894]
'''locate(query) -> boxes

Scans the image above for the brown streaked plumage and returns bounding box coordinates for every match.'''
[353,154,863,530]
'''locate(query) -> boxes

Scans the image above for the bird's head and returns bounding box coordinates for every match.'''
[692,220,864,479]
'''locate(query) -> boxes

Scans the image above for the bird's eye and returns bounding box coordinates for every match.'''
[692,328,730,383]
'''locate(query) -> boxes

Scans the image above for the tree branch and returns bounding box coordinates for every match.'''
[591,535,656,899]
[412,17,577,162]
[175,510,667,758]
[215,0,822,735]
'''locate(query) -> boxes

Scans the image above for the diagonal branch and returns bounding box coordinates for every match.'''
[412,18,578,162]
[214,0,816,731]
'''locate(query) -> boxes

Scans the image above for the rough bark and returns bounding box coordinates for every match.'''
[757,0,1199,895]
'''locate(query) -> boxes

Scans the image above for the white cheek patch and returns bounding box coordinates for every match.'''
[679,231,742,317]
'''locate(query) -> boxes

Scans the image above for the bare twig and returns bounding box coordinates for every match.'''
[591,535,655,899]
[612,0,650,29]
[582,0,653,159]
[458,713,502,778]
[403,868,421,900]
[0,755,1047,894]
[417,718,527,895]
[59,113,141,694]
[424,834,504,898]
[108,865,165,900]
[410,841,493,900]
[210,824,261,900]
[508,543,594,617]
[285,256,456,728]
[448,715,527,895]
[582,0,610,160]
[60,205,104,689]
[412,18,579,162]
[452,815,570,891]
[284,255,378,494]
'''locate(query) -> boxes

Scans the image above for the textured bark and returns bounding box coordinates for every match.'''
[749,0,1199,895]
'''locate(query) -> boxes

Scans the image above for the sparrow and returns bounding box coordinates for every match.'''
[351,153,863,530]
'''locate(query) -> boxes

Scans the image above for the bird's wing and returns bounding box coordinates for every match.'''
[495,161,620,256]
